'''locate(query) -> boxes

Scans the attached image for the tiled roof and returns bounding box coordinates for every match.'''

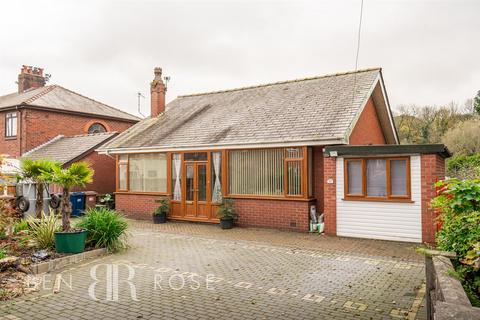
[0,85,140,121]
[23,132,117,165]
[102,68,382,150]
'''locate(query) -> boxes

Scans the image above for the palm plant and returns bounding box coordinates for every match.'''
[19,159,59,218]
[43,162,93,231]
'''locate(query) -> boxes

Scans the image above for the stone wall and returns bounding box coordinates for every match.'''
[426,253,480,319]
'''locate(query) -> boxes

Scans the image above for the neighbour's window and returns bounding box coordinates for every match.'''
[5,112,17,137]
[88,123,107,134]
[344,157,410,200]
[228,147,306,197]
[117,153,167,193]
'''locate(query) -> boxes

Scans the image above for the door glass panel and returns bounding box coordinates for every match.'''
[198,164,207,202]
[186,164,194,201]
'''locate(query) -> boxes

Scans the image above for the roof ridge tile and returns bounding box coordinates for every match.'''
[22,85,57,104]
[53,85,141,120]
[178,67,381,98]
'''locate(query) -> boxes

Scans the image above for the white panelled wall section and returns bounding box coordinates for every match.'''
[336,155,422,242]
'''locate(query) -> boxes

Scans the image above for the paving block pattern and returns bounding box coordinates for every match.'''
[0,222,427,320]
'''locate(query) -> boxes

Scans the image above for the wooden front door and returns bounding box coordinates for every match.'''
[184,162,208,219]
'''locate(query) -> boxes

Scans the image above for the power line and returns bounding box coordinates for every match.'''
[351,0,365,112]
[355,0,364,72]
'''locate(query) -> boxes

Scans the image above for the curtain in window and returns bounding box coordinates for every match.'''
[229,149,284,196]
[391,160,407,196]
[212,152,222,203]
[118,155,128,190]
[129,154,167,192]
[347,160,362,195]
[287,161,302,195]
[172,154,182,200]
[366,159,387,196]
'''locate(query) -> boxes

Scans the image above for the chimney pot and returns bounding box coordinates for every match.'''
[18,65,46,93]
[150,67,166,117]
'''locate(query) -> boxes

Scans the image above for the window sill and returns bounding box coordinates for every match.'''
[342,197,414,203]
[225,195,315,202]
[4,136,17,140]
[115,191,169,196]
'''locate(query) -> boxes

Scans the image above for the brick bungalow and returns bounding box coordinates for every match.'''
[99,67,449,244]
[0,65,140,158]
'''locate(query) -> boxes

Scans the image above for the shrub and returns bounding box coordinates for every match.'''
[0,247,7,259]
[26,212,60,250]
[447,153,480,179]
[432,179,480,306]
[442,118,480,156]
[153,197,169,216]
[13,220,29,234]
[76,208,128,252]
[216,199,237,220]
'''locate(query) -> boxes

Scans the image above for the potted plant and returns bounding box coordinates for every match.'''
[216,199,237,229]
[99,193,114,209]
[153,197,169,224]
[42,161,94,253]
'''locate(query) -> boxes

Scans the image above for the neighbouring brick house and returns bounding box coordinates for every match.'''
[99,67,449,243]
[22,132,119,194]
[0,65,139,158]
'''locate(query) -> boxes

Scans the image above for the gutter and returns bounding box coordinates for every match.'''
[98,137,346,155]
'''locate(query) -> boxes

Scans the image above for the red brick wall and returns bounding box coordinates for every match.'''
[421,154,446,244]
[22,109,135,154]
[115,193,158,220]
[70,151,117,195]
[312,146,324,214]
[115,192,313,231]
[234,198,313,232]
[349,97,387,145]
[323,156,337,236]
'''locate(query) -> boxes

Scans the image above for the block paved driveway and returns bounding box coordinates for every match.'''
[1,221,427,320]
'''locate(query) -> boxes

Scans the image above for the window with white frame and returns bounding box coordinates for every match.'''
[5,112,17,137]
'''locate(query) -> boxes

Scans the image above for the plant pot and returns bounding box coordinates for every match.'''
[220,218,234,229]
[54,229,87,254]
[153,213,167,224]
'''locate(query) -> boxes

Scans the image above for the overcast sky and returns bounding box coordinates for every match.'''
[1,0,478,117]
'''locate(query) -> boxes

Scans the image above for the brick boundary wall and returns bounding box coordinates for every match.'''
[421,154,446,244]
[234,198,313,232]
[323,156,337,236]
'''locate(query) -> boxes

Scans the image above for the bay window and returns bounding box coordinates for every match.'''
[345,157,410,201]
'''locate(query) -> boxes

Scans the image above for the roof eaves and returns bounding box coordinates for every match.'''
[324,144,452,158]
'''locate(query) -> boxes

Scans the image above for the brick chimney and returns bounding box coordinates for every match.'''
[18,65,46,93]
[150,67,166,117]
